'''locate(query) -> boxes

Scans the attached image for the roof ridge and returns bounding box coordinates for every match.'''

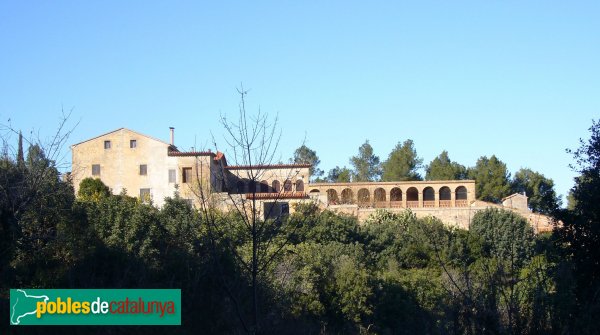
[71,127,171,147]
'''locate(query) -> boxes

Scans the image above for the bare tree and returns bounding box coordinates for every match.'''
[187,87,309,333]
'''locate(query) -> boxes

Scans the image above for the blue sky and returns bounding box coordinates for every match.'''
[1,1,598,201]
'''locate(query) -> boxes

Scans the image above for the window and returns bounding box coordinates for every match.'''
[295,180,304,192]
[284,179,292,192]
[130,140,137,148]
[92,164,101,176]
[140,188,151,202]
[168,169,176,183]
[182,167,192,183]
[104,140,111,149]
[263,202,290,220]
[139,164,147,175]
[272,180,280,193]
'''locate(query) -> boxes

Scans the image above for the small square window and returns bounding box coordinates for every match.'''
[182,167,192,183]
[92,164,101,176]
[104,140,111,149]
[139,164,147,175]
[130,140,137,148]
[140,188,151,202]
[168,169,176,183]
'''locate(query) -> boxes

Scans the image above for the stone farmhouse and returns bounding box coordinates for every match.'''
[71,128,555,233]
[71,127,310,207]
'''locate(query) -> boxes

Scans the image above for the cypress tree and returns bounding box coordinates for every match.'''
[17,131,25,168]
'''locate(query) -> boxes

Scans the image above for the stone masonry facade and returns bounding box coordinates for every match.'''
[71,128,555,233]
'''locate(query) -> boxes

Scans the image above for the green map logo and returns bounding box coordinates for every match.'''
[10,289,50,325]
[9,289,181,326]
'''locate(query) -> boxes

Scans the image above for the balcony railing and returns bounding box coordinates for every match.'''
[423,200,435,208]
[246,191,307,200]
[375,201,388,208]
[390,201,403,208]
[456,199,468,207]
[439,200,452,207]
[407,201,419,208]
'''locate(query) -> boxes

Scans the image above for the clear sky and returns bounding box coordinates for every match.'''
[1,1,598,201]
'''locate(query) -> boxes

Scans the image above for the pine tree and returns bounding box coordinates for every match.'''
[560,120,600,329]
[468,155,511,203]
[350,140,381,182]
[293,145,323,181]
[381,139,423,181]
[425,150,467,180]
[511,168,561,214]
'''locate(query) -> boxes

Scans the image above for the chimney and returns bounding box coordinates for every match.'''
[169,127,174,146]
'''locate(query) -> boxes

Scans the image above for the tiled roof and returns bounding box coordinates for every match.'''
[214,151,225,160]
[168,150,215,157]
[225,164,312,170]
[245,192,308,200]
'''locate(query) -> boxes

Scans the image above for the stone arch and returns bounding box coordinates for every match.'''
[357,188,370,207]
[407,187,419,207]
[272,180,280,193]
[309,188,320,199]
[423,186,435,207]
[390,187,402,201]
[327,189,339,205]
[341,188,354,204]
[374,188,386,202]
[439,186,452,207]
[439,186,451,200]
[423,187,435,201]
[374,188,386,208]
[456,186,467,200]
[407,187,419,201]
[284,179,293,192]
[260,180,269,193]
[295,179,304,192]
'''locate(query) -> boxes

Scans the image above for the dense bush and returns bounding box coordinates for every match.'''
[0,139,593,334]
